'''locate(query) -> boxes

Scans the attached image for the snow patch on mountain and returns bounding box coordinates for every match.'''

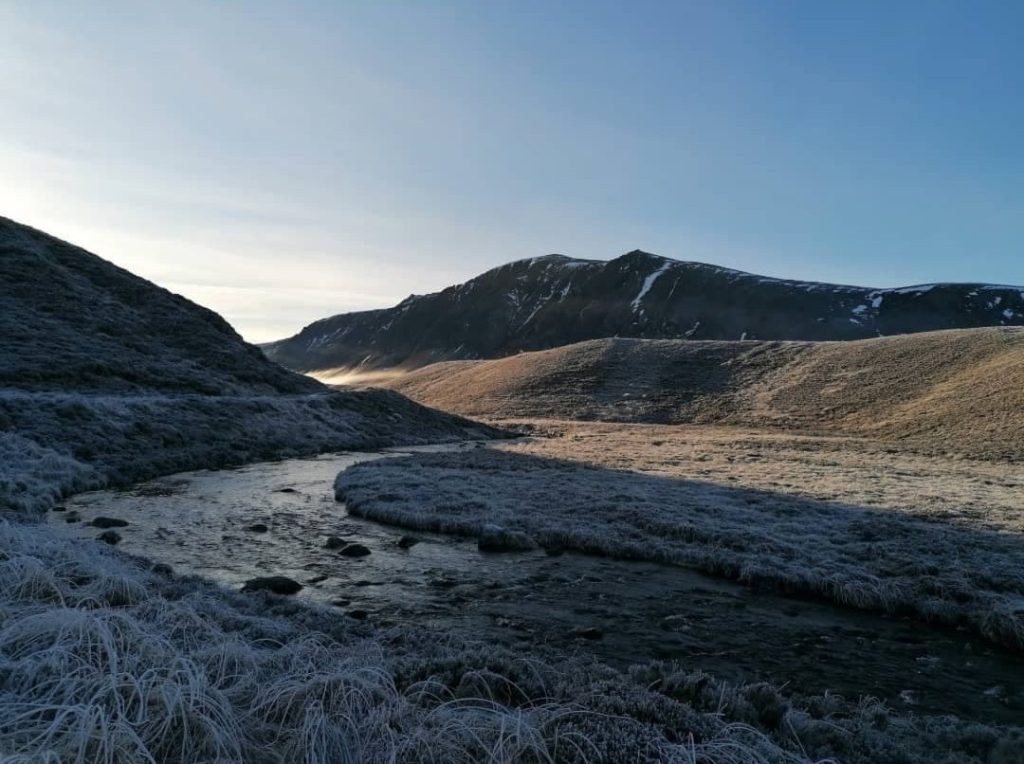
[631,261,673,312]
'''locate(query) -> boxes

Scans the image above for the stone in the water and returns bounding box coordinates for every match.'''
[150,563,174,577]
[90,517,129,529]
[275,487,299,494]
[307,574,329,585]
[478,524,532,552]
[97,530,122,545]
[64,511,81,523]
[339,543,371,558]
[571,627,604,641]
[348,609,369,620]
[247,523,269,533]
[51,505,67,512]
[397,535,421,549]
[325,536,348,549]
[241,576,303,595]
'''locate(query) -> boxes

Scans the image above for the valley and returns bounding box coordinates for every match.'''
[3,216,1023,762]
[50,436,1024,725]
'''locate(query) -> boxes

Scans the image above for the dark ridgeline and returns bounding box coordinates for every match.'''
[263,250,1024,373]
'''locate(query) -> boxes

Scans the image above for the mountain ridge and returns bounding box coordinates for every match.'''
[264,249,1024,375]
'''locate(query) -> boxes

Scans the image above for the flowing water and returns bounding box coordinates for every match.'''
[49,445,1023,724]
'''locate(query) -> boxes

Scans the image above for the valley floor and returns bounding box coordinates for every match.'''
[33,422,1024,762]
[338,422,1024,649]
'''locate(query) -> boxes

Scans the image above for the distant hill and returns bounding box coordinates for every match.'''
[0,217,494,512]
[381,328,1024,461]
[264,251,1024,376]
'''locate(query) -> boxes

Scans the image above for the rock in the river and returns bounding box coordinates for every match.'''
[478,524,532,552]
[97,530,122,545]
[348,609,369,620]
[150,563,174,577]
[339,543,371,558]
[90,517,129,528]
[247,523,269,533]
[241,576,303,595]
[64,511,81,523]
[325,536,348,549]
[275,487,299,494]
[397,535,421,549]
[571,626,604,641]
[51,505,67,512]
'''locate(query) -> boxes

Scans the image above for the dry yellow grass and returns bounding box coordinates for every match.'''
[381,327,1024,460]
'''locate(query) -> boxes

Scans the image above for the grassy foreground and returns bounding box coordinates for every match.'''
[2,518,1023,763]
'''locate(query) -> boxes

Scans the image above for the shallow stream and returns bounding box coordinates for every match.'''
[49,445,1023,724]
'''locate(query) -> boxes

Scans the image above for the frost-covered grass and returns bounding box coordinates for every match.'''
[1,519,1021,763]
[336,445,1024,650]
[0,389,495,514]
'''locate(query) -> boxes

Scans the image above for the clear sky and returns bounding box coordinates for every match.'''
[2,1,1022,342]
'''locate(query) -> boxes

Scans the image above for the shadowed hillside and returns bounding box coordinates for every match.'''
[0,217,496,512]
[264,251,1024,375]
[382,328,1024,460]
[0,217,324,395]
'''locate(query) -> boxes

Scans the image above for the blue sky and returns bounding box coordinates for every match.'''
[2,1,1021,341]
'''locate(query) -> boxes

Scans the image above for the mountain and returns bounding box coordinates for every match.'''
[0,217,495,512]
[381,327,1024,461]
[263,251,1024,376]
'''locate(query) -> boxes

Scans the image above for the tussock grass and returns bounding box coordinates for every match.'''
[336,447,1024,650]
[0,389,496,516]
[2,519,1018,762]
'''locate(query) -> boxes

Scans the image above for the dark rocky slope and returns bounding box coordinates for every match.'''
[265,251,1024,374]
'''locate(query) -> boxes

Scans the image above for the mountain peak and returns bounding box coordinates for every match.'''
[264,252,1024,374]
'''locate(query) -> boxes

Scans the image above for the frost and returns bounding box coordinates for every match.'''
[337,448,1024,651]
[0,390,494,517]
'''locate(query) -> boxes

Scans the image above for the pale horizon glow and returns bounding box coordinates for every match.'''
[2,2,1022,342]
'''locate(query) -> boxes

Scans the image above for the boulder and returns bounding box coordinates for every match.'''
[97,530,121,545]
[397,535,421,549]
[90,517,129,529]
[247,523,269,533]
[325,536,348,549]
[241,576,303,595]
[339,543,371,558]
